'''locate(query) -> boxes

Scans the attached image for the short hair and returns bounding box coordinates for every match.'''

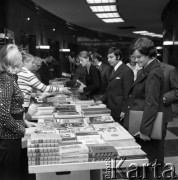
[132,37,157,58]
[108,47,123,60]
[92,52,103,62]
[0,44,22,71]
[34,56,42,65]
[22,53,34,63]
[78,51,90,59]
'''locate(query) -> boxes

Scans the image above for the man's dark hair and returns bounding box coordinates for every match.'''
[108,47,123,60]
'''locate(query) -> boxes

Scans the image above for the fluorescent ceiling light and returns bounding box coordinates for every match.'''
[163,41,173,45]
[96,12,120,18]
[174,41,178,45]
[133,31,163,38]
[36,45,50,49]
[90,5,117,12]
[156,46,163,50]
[86,0,116,3]
[59,49,70,52]
[133,31,148,34]
[102,18,124,23]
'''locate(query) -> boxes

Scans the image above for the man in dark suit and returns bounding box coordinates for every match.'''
[95,47,134,124]
[160,62,178,137]
[92,52,112,95]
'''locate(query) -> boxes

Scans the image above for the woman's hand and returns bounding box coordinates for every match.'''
[62,87,72,94]
[94,100,103,105]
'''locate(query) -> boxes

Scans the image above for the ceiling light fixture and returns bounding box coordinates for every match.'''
[156,46,163,50]
[59,49,70,52]
[163,41,173,45]
[102,18,124,23]
[36,45,50,49]
[133,31,163,38]
[96,12,120,18]
[90,5,117,12]
[86,0,116,4]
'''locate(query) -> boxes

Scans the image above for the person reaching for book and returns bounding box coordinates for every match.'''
[17,53,71,113]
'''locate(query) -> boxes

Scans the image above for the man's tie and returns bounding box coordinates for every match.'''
[111,69,115,78]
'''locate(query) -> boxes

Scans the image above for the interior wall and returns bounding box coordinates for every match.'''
[162,0,178,68]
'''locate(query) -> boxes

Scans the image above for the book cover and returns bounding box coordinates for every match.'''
[106,140,141,150]
[88,116,114,124]
[89,145,118,158]
[117,148,147,159]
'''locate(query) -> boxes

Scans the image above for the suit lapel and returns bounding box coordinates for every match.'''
[130,59,161,90]
[109,63,124,81]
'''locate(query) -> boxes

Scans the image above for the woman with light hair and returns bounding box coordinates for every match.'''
[17,53,71,114]
[0,44,25,180]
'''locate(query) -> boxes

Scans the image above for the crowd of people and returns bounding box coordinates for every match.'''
[0,37,178,180]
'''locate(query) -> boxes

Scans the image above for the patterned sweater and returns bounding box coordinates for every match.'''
[18,67,61,107]
[0,72,25,139]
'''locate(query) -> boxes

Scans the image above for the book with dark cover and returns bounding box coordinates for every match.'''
[88,145,118,158]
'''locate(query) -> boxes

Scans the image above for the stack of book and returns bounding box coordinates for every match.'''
[27,134,62,166]
[60,132,77,143]
[88,145,118,161]
[53,104,82,118]
[58,144,89,163]
[81,107,111,117]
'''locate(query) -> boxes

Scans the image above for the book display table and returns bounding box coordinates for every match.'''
[25,90,148,180]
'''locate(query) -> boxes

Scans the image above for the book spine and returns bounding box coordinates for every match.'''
[59,149,89,156]
[28,143,59,148]
[90,152,118,158]
[29,156,60,161]
[28,160,59,166]
[31,139,61,144]
[28,147,59,153]
[60,154,89,159]
[28,152,60,157]
[59,158,88,164]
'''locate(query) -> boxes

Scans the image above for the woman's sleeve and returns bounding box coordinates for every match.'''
[0,82,25,135]
[29,74,61,92]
